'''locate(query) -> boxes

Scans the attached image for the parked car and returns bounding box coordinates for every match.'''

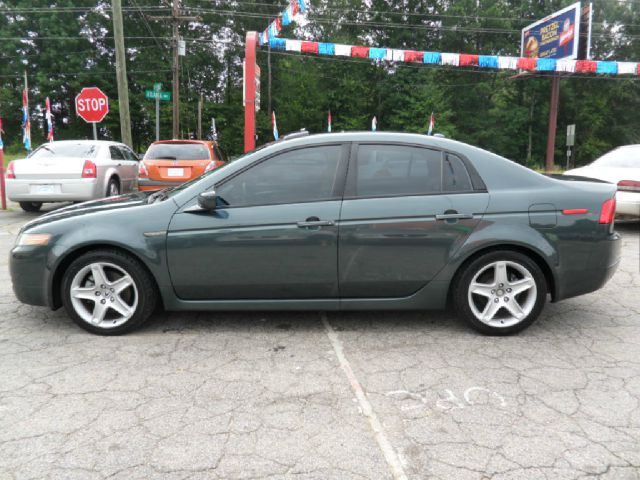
[138,139,226,191]
[10,132,620,336]
[564,145,640,218]
[5,140,140,212]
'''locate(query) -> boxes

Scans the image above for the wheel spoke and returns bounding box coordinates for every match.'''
[90,264,108,287]
[71,286,97,301]
[494,261,509,286]
[504,298,525,319]
[109,275,133,294]
[481,300,501,322]
[110,295,133,319]
[470,282,494,298]
[90,302,108,325]
[509,277,535,296]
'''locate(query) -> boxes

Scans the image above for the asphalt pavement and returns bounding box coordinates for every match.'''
[0,203,639,480]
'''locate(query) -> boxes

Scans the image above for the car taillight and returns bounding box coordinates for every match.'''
[617,180,640,192]
[562,208,589,215]
[138,162,149,177]
[204,161,216,173]
[5,161,15,179]
[598,197,616,224]
[81,160,97,179]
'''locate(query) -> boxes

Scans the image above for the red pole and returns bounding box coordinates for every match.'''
[0,148,6,210]
[545,75,560,172]
[244,31,258,153]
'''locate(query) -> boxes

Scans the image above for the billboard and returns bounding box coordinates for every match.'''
[521,2,583,60]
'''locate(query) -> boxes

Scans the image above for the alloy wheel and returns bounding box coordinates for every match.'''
[69,262,138,328]
[467,260,537,328]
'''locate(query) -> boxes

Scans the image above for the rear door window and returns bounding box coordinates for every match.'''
[352,145,443,197]
[109,146,125,160]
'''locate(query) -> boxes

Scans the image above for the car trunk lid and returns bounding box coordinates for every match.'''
[12,157,90,180]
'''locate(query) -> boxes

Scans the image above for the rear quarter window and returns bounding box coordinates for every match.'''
[443,153,473,191]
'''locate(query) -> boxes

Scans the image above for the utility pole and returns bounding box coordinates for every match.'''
[197,92,202,139]
[150,2,198,139]
[172,0,180,139]
[112,0,133,147]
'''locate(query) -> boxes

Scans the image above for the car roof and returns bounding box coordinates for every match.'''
[41,140,128,147]
[150,140,213,145]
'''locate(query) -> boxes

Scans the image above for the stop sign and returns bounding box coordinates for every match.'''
[75,87,109,123]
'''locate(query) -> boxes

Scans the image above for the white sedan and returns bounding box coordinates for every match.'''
[564,145,640,218]
[5,140,140,212]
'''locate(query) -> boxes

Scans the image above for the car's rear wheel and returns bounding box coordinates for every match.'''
[19,201,42,212]
[61,249,157,335]
[106,178,120,197]
[453,251,547,335]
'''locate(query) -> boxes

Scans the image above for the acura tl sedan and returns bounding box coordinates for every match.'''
[10,132,621,336]
[5,140,140,212]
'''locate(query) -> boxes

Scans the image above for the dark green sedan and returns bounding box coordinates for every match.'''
[10,132,621,335]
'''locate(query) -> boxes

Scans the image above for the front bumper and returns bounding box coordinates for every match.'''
[7,178,99,202]
[9,245,52,308]
[138,178,185,192]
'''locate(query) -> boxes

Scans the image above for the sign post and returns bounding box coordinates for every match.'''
[145,86,171,141]
[521,2,592,172]
[243,32,259,153]
[566,124,576,169]
[0,147,5,210]
[75,87,109,139]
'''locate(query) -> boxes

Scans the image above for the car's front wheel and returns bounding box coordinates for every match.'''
[61,249,157,335]
[453,251,547,335]
[19,201,42,212]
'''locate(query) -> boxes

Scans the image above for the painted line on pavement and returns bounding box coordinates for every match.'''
[321,312,409,480]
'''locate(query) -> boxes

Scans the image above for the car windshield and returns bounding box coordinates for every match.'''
[29,143,98,159]
[591,147,640,168]
[145,143,210,160]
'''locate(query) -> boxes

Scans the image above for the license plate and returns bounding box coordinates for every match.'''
[167,168,184,177]
[30,184,57,195]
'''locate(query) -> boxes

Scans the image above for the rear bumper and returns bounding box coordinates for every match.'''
[616,191,640,217]
[138,178,185,191]
[6,178,99,202]
[555,232,622,301]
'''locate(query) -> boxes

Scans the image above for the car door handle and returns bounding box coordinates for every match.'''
[435,213,473,220]
[297,217,335,228]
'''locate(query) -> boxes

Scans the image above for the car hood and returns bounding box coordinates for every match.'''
[21,191,152,232]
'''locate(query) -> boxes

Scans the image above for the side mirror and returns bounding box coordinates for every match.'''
[197,191,218,210]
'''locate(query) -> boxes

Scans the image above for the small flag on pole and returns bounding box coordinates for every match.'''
[371,116,377,132]
[272,111,279,140]
[0,115,4,150]
[427,112,435,136]
[45,97,54,142]
[327,110,332,133]
[22,88,31,151]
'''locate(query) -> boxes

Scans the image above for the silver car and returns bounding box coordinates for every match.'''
[6,140,140,212]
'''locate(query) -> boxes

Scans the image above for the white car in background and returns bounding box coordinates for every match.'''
[5,140,140,212]
[564,145,640,218]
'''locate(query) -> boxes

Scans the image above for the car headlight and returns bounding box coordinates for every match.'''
[16,233,52,246]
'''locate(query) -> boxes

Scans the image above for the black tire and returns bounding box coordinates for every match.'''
[61,249,157,335]
[452,250,547,336]
[19,201,42,212]
[106,178,120,197]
